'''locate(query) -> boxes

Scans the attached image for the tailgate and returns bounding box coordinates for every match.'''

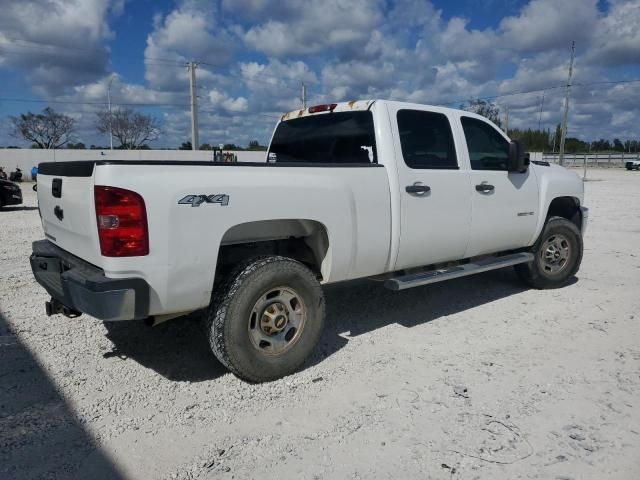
[37,162,101,266]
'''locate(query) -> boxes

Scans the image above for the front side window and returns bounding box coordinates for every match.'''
[461,117,509,171]
[268,111,376,164]
[397,110,458,169]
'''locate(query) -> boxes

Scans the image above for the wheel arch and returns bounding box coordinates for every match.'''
[530,195,583,245]
[546,196,583,230]
[215,219,331,287]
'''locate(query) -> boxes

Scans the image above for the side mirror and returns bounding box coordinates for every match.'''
[508,140,529,173]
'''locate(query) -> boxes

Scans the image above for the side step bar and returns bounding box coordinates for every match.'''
[384,252,534,291]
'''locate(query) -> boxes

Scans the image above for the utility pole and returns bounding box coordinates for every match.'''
[188,62,199,150]
[107,74,115,150]
[584,141,590,181]
[558,41,575,166]
[301,82,307,109]
[538,91,545,131]
[504,106,509,133]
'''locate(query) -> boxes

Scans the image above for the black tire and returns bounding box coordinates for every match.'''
[33,184,37,192]
[206,256,325,382]
[515,216,583,289]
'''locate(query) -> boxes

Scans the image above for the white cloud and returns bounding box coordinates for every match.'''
[241,0,384,57]
[208,90,248,113]
[1,0,639,147]
[499,0,599,53]
[0,0,121,94]
[587,0,640,66]
[144,0,234,91]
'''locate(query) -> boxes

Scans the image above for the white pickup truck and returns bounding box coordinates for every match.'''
[31,100,588,382]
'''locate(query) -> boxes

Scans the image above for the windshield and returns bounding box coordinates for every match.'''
[268,111,377,164]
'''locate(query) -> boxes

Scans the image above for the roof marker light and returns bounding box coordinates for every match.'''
[308,103,337,114]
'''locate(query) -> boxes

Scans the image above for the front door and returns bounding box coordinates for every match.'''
[459,116,539,257]
[390,106,472,270]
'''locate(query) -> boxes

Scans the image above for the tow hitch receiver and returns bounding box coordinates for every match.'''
[45,298,82,318]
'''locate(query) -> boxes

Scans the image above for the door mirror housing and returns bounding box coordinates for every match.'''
[508,140,529,173]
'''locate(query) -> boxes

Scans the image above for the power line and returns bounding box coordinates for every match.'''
[0,97,189,107]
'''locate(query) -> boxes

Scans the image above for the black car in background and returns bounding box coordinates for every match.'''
[0,179,23,208]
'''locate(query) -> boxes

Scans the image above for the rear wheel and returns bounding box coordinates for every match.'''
[515,216,583,289]
[206,256,325,382]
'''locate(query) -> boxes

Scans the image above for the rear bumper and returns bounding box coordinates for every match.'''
[30,240,149,321]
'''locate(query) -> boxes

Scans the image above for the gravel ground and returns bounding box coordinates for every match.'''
[1,170,639,480]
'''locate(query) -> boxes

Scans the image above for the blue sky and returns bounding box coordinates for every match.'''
[0,0,638,148]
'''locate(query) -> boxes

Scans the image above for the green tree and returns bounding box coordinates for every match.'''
[247,140,267,151]
[507,128,551,152]
[461,99,502,127]
[612,138,624,151]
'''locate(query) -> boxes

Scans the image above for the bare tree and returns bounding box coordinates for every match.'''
[10,107,75,148]
[96,108,160,149]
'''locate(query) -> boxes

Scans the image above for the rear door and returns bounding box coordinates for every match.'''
[389,105,472,270]
[37,162,101,265]
[459,116,539,257]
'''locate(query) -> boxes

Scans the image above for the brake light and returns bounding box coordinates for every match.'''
[94,186,149,257]
[308,103,337,114]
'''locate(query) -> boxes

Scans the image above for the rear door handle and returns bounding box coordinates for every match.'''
[406,183,431,195]
[475,183,495,193]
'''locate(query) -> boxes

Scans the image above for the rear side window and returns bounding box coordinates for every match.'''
[268,111,376,164]
[397,110,458,169]
[461,117,509,171]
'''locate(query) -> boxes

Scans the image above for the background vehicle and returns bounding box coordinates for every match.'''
[9,167,23,182]
[31,166,38,191]
[625,159,640,170]
[0,179,23,208]
[30,100,588,382]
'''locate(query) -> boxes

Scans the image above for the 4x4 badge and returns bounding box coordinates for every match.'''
[178,194,230,207]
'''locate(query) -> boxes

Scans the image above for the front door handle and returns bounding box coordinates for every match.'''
[406,183,431,196]
[475,183,495,193]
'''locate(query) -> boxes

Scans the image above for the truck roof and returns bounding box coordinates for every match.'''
[280,99,463,122]
[281,100,375,121]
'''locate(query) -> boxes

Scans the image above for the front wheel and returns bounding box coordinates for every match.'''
[515,216,583,289]
[206,256,325,382]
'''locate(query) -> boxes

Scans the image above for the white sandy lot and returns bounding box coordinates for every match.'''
[1,169,639,480]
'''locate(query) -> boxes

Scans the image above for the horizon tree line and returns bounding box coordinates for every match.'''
[4,105,639,154]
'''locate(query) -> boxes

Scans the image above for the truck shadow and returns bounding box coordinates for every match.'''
[102,312,227,382]
[0,311,126,480]
[307,268,573,369]
[101,269,576,383]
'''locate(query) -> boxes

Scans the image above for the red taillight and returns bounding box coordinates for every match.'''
[308,103,337,114]
[94,186,149,257]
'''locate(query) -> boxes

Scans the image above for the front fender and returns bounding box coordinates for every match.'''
[529,164,584,245]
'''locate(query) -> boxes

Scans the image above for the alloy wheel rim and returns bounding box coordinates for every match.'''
[248,287,306,355]
[540,233,571,274]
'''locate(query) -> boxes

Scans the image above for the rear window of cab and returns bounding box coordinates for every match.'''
[268,112,377,164]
